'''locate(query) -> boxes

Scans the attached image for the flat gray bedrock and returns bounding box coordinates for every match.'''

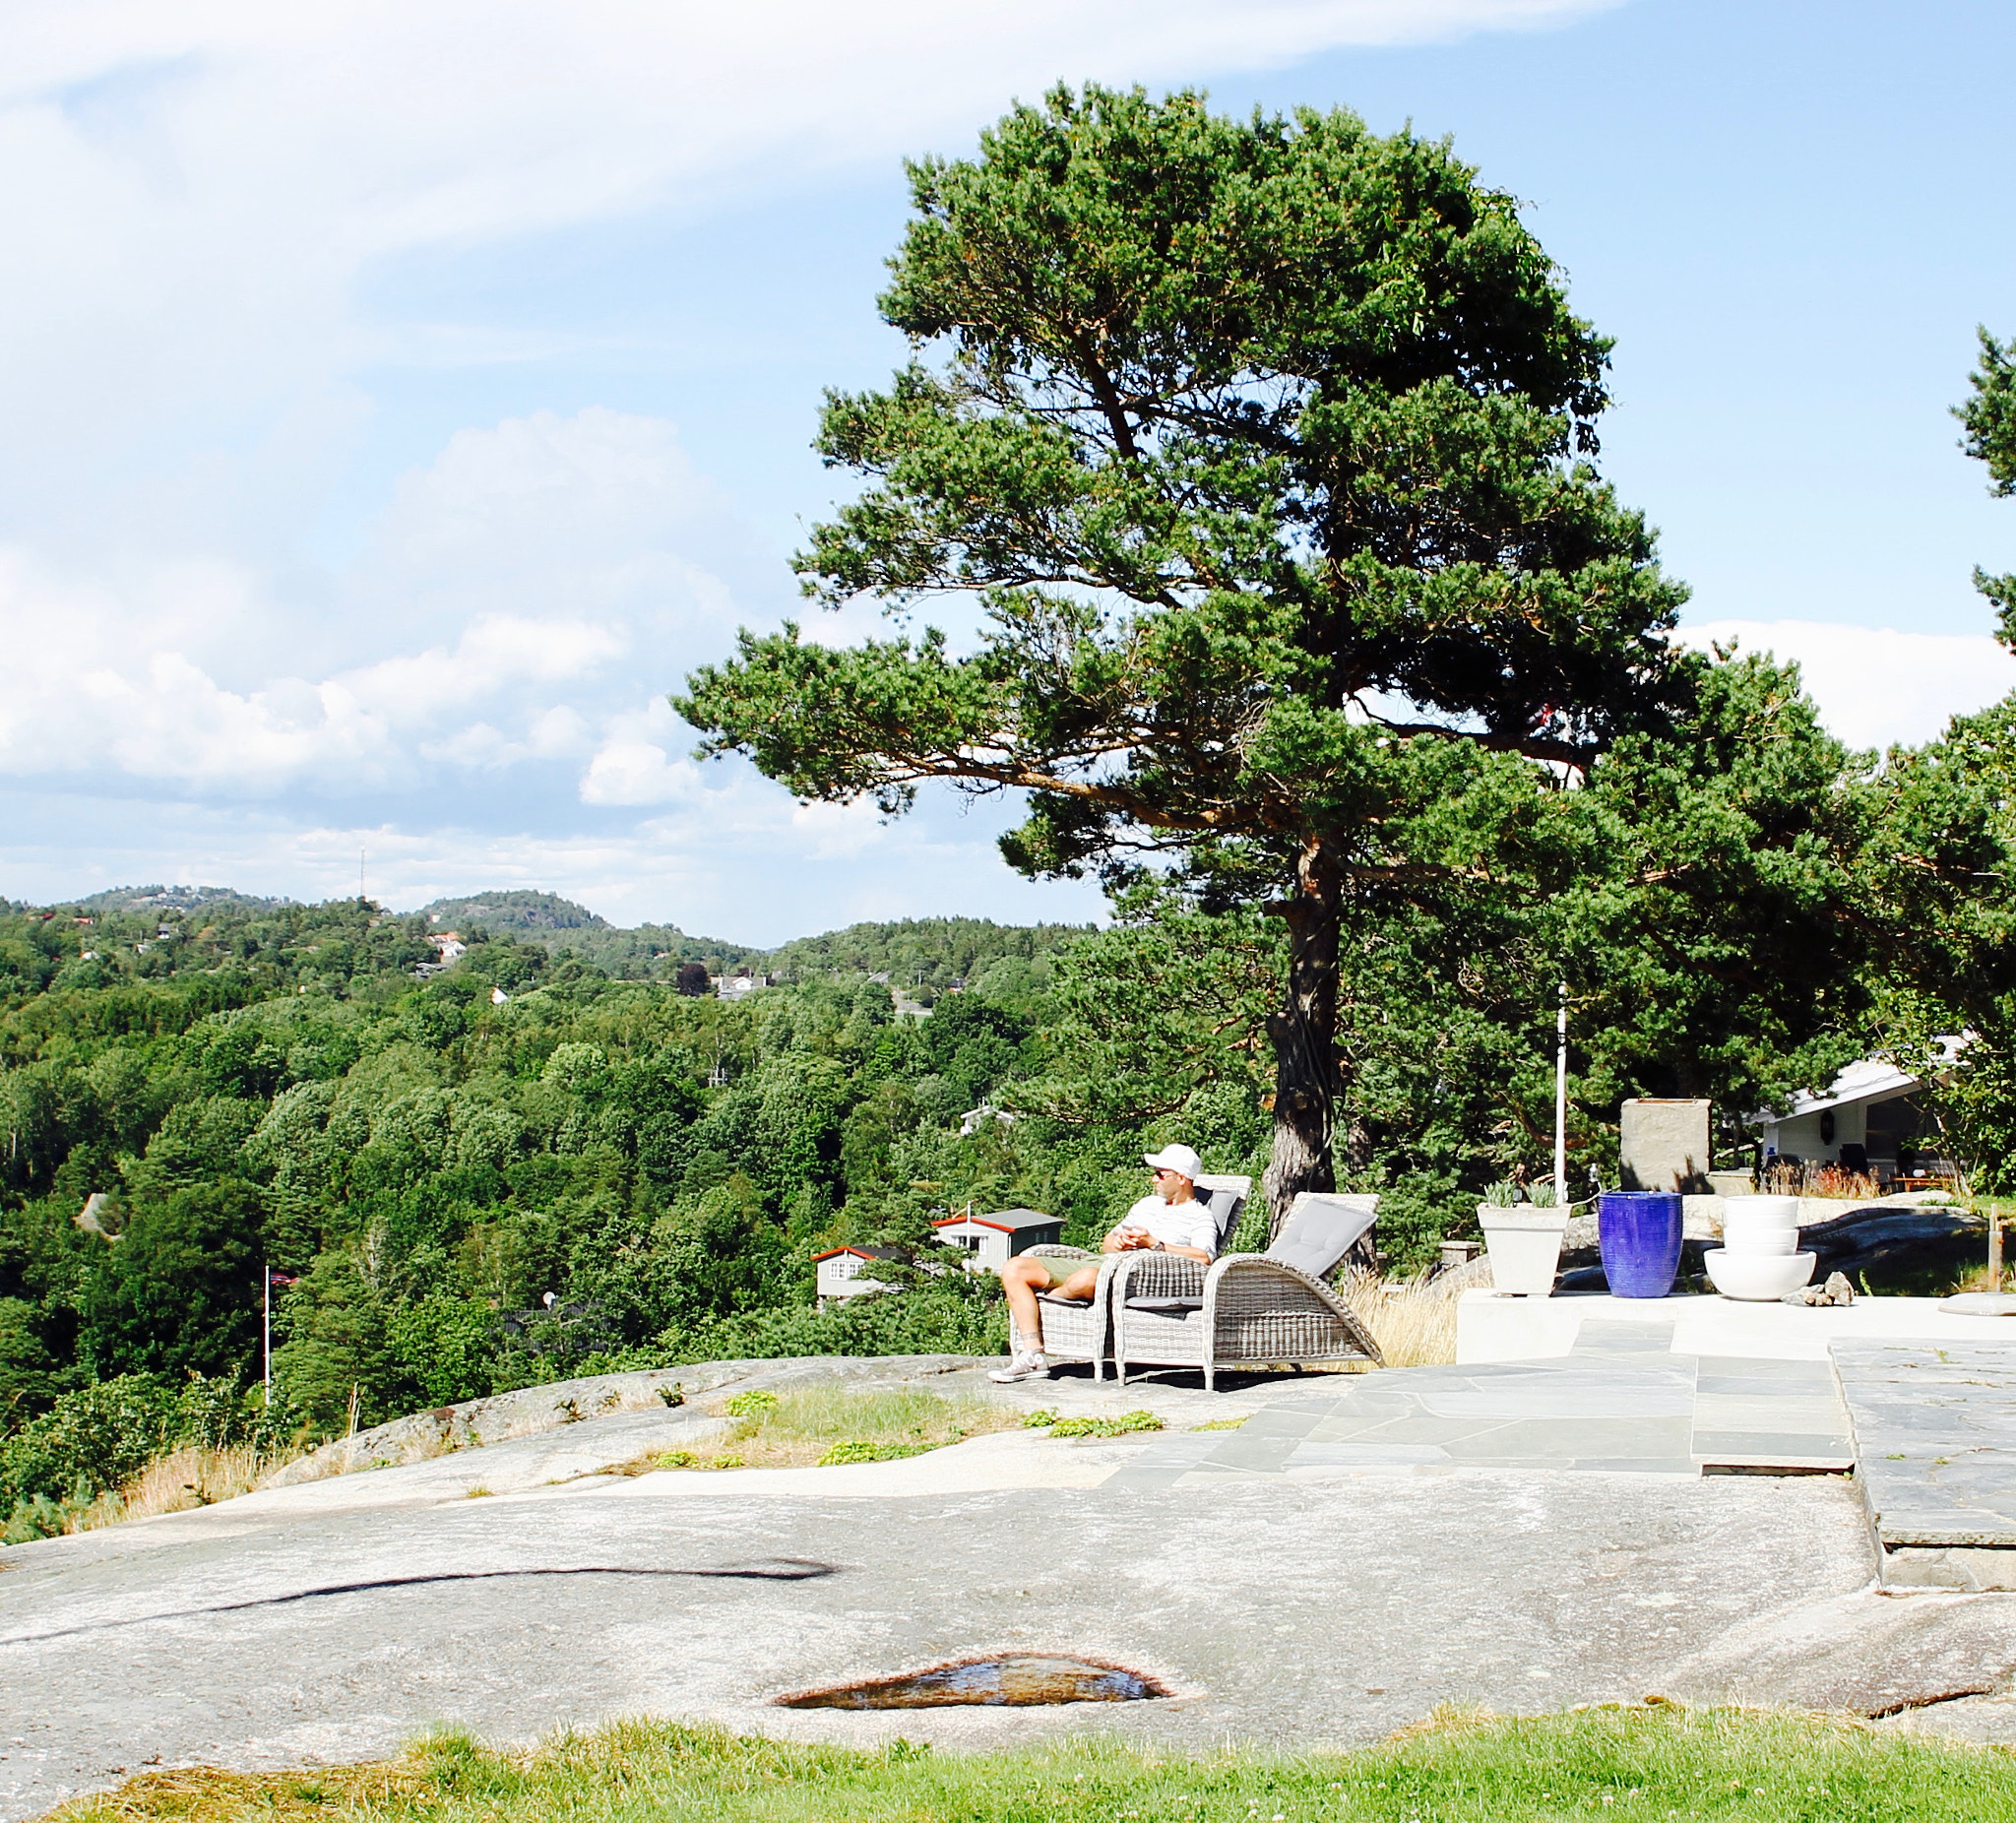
[5,1471,2015,1819]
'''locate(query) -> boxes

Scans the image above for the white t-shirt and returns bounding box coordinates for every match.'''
[1115,1193,1220,1257]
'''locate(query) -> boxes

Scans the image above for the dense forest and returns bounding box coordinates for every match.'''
[0,893,1217,1535]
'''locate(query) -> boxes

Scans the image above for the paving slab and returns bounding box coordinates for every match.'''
[1833,1340,2016,1589]
[1460,1289,2016,1363]
[1110,1329,1852,1487]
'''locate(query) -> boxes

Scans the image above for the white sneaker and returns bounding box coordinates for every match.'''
[988,1350,1051,1383]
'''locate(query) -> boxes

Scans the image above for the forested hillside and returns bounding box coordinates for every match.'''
[0,892,1232,1540]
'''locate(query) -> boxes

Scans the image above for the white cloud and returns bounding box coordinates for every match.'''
[0,409,734,794]
[0,3,1620,532]
[344,618,625,725]
[580,740,702,807]
[1680,620,2016,752]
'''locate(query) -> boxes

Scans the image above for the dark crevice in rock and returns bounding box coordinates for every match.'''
[1862,1684,1999,1718]
[775,1653,1169,1708]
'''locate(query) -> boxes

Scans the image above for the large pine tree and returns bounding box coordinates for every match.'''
[677,86,1688,1225]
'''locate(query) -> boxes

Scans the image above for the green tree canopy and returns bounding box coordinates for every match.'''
[1960,326,2016,643]
[678,84,1688,1221]
[84,1180,264,1381]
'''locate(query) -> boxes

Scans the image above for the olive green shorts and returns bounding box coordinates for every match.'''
[1033,1257,1101,1293]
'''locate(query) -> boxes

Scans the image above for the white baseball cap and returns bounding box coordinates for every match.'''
[1143,1143,1203,1181]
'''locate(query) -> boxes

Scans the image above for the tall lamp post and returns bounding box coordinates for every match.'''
[1554,984,1569,1209]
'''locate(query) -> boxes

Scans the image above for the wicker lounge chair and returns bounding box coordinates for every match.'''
[1017,1175,1252,1379]
[1107,1191,1382,1390]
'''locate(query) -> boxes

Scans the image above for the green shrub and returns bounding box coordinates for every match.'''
[0,1372,177,1505]
[1046,1410,1163,1438]
[2,1492,75,1542]
[1020,1407,1058,1427]
[815,1439,931,1466]
[660,1289,1000,1366]
[724,1389,779,1418]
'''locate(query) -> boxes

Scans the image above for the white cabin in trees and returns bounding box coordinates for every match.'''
[812,1244,903,1304]
[932,1207,1064,1269]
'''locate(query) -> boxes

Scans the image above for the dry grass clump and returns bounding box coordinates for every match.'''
[30,1444,272,1537]
[94,1444,266,1525]
[1340,1269,1459,1367]
[606,1385,1019,1476]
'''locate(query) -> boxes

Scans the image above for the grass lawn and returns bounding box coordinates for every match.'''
[606,1384,1024,1473]
[43,1705,2015,1823]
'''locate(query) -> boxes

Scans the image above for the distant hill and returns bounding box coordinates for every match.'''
[768,916,1089,999]
[413,890,757,981]
[71,884,292,915]
[24,886,1089,992]
[414,890,609,932]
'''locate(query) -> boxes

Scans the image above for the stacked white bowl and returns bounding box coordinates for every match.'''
[1705,1195,1817,1300]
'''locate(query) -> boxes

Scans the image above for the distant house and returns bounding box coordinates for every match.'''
[813,1244,904,1305]
[932,1207,1064,1269]
[959,1101,1020,1139]
[429,932,467,964]
[74,1193,119,1240]
[1755,1041,1963,1174]
[717,972,772,1001]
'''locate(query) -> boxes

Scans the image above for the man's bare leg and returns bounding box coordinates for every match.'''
[995,1260,1102,1351]
[997,1256,1052,1347]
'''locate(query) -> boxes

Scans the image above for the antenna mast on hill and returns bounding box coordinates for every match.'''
[359,848,366,902]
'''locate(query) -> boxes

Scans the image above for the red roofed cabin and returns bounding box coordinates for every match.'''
[813,1244,903,1307]
[932,1207,1065,1271]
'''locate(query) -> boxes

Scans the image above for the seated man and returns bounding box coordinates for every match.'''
[988,1143,1220,1383]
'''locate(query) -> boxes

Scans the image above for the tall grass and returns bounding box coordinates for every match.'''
[4,1442,275,1542]
[41,1705,2016,1823]
[1341,1270,1459,1367]
[94,1444,266,1525]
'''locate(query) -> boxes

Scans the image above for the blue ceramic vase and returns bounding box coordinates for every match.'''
[1598,1192,1684,1298]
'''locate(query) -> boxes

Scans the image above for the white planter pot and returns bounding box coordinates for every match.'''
[1478,1206,1570,1296]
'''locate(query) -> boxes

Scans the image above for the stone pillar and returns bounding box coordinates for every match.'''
[1619,1099,1712,1193]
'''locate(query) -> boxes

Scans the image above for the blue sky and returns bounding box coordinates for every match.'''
[3,0,2013,942]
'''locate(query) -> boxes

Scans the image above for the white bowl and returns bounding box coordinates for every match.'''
[1704,1248,1816,1301]
[1720,1228,1799,1256]
[1739,1196,1802,1225]
[1723,1210,1800,1244]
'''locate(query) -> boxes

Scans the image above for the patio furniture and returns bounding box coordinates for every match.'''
[1021,1175,1253,1379]
[1107,1192,1382,1390]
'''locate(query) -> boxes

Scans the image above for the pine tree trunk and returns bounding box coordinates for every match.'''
[1263,833,1343,1238]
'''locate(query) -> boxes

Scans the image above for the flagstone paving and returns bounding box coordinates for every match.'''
[1834,1340,2016,1589]
[1105,1319,1855,1488]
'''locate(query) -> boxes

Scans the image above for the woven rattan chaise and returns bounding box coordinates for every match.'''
[1106,1191,1382,1390]
[1016,1174,1251,1381]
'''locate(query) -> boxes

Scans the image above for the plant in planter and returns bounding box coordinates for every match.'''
[1478,1178,1571,1296]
